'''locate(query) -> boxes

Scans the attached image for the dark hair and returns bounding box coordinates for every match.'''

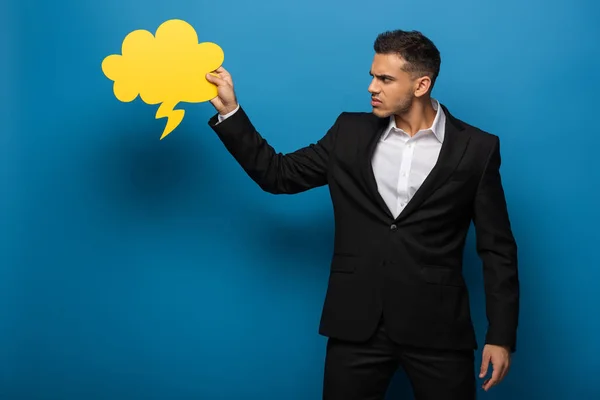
[374,30,441,88]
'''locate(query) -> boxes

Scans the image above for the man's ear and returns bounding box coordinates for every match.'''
[414,76,432,98]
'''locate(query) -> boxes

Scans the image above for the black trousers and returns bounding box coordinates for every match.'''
[323,319,476,400]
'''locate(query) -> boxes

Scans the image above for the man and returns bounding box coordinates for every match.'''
[204,29,519,400]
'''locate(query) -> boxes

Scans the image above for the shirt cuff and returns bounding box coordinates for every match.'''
[217,104,240,124]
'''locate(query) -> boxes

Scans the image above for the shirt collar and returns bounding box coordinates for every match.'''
[381,98,446,142]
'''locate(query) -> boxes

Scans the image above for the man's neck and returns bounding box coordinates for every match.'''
[393,98,437,137]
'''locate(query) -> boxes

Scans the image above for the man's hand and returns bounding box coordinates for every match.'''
[205,66,238,115]
[479,344,511,391]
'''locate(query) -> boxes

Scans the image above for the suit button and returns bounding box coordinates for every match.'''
[390,224,397,230]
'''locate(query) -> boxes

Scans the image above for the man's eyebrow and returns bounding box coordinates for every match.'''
[369,71,395,80]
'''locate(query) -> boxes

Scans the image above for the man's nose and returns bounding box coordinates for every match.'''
[368,80,378,94]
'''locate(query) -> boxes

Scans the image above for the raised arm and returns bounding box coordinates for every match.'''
[205,67,340,194]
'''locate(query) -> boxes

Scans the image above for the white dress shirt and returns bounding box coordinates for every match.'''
[217,99,446,219]
[372,99,446,218]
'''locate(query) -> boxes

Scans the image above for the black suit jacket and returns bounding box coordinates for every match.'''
[209,104,519,352]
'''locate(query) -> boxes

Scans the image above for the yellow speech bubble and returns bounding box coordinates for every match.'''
[102,19,224,139]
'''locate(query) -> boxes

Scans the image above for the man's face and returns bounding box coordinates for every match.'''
[368,53,416,118]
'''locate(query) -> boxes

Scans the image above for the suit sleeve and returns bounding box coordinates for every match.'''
[473,136,520,352]
[208,106,341,194]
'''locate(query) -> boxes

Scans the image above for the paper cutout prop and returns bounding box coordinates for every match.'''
[102,19,224,139]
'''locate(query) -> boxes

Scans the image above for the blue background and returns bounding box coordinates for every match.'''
[3,0,599,398]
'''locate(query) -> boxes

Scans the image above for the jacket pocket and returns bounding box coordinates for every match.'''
[330,254,358,273]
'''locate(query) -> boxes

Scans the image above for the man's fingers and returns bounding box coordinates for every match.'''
[482,367,500,391]
[213,66,233,85]
[482,363,509,391]
[214,66,230,76]
[206,73,227,86]
[479,353,490,378]
[499,362,510,381]
[205,66,237,114]
[207,71,233,88]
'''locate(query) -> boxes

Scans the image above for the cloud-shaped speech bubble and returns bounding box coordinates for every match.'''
[102,19,224,139]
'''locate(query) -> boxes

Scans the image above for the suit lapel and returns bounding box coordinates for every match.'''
[360,116,394,220]
[395,104,470,222]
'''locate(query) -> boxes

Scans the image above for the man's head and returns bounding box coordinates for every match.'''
[368,30,441,118]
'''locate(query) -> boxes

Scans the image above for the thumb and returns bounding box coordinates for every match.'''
[480,352,491,378]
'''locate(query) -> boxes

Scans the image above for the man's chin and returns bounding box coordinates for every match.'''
[371,107,389,117]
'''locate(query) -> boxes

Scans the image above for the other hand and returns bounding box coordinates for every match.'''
[479,344,511,391]
[205,66,238,115]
